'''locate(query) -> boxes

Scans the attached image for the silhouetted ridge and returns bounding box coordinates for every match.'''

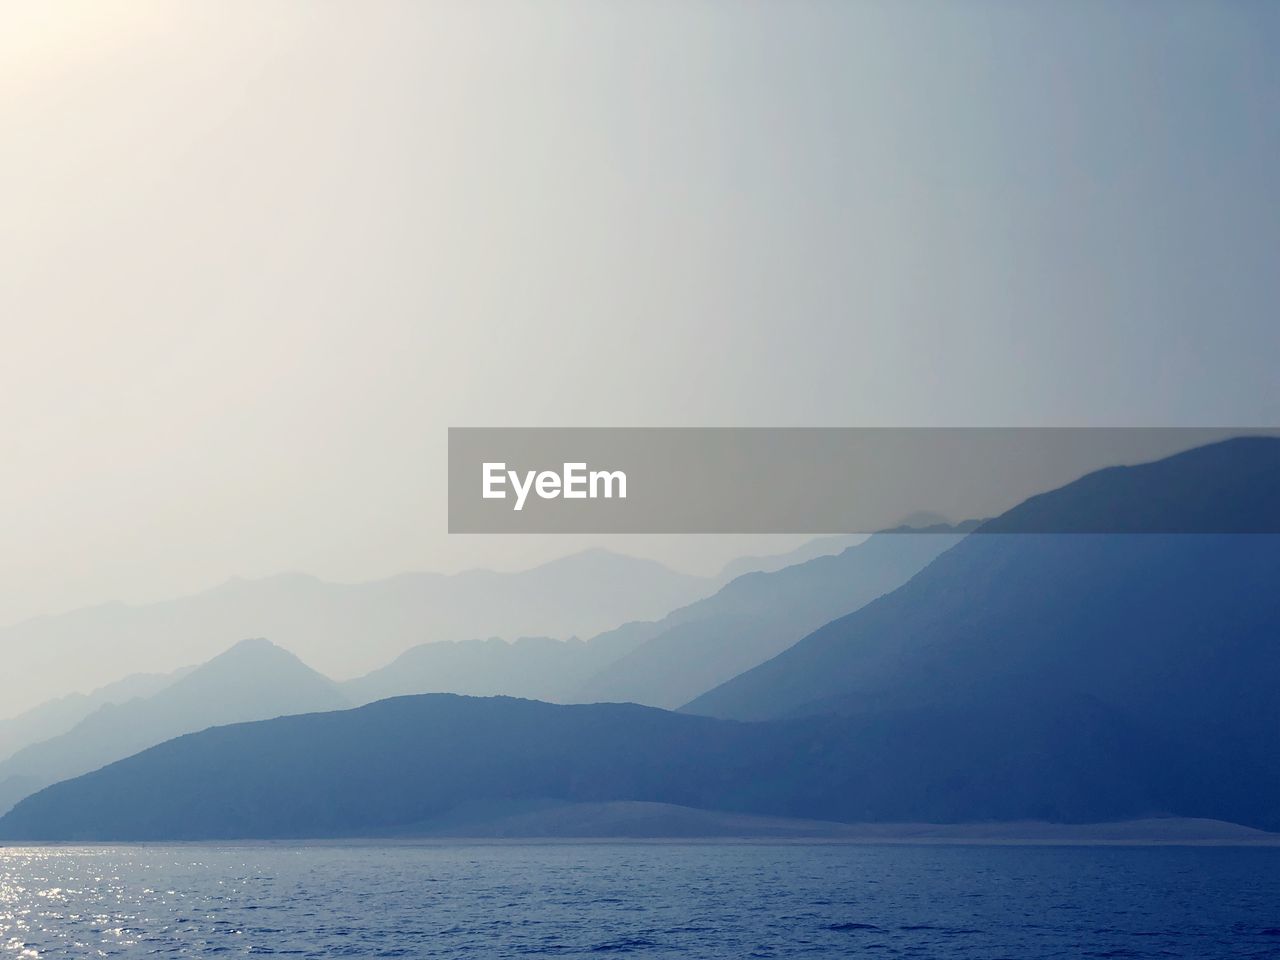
[978,435,1280,533]
[677,439,1280,830]
[2,685,1274,840]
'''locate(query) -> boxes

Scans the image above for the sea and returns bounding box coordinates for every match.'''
[1,841,1278,958]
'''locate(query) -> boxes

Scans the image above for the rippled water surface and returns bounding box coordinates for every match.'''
[2,842,1278,958]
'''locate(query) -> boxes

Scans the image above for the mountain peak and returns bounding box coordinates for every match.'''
[225,636,275,653]
[193,638,325,680]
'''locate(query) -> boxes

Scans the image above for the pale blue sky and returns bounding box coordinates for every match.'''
[1,1,1277,622]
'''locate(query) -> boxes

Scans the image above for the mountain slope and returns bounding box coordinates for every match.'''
[0,549,713,715]
[685,437,1280,724]
[341,615,693,706]
[715,534,868,581]
[0,668,186,766]
[344,531,967,709]
[571,529,970,708]
[0,638,346,815]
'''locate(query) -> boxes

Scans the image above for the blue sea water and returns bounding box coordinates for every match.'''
[1,842,1278,958]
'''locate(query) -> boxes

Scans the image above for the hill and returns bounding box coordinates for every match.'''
[344,635,594,704]
[0,638,346,815]
[4,688,1278,840]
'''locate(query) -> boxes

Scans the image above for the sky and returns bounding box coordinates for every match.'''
[2,0,1278,626]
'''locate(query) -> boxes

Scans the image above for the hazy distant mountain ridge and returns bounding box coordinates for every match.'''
[715,534,868,581]
[0,550,714,715]
[0,669,185,766]
[0,638,346,815]
[571,528,971,708]
[2,523,943,810]
[345,531,968,708]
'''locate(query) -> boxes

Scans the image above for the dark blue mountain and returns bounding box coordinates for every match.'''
[678,438,1280,831]
[0,684,1270,840]
[686,437,1280,723]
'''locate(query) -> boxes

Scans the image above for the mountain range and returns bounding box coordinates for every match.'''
[0,549,714,716]
[3,437,1276,840]
[348,528,968,709]
[0,527,956,810]
[569,527,970,708]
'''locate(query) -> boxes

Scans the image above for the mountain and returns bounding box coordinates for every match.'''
[0,668,186,765]
[0,638,346,815]
[0,695,756,839]
[2,688,1275,841]
[677,438,1280,831]
[6,438,1278,840]
[686,437,1280,723]
[343,531,966,709]
[340,617,695,707]
[0,549,714,715]
[570,528,970,709]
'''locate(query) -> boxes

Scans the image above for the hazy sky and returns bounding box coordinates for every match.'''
[2,1,1278,625]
